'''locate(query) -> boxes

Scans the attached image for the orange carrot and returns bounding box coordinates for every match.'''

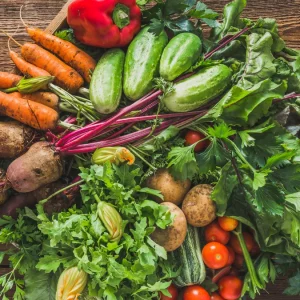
[0,91,58,130]
[10,91,59,111]
[9,50,51,78]
[26,27,96,83]
[0,72,22,89]
[21,43,84,94]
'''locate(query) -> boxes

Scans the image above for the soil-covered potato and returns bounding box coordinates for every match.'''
[6,141,63,193]
[145,168,191,205]
[182,184,216,227]
[0,120,35,159]
[151,202,187,252]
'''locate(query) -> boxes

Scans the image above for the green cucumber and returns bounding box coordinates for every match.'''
[90,48,125,114]
[163,64,232,112]
[169,225,206,287]
[160,33,202,81]
[123,26,168,101]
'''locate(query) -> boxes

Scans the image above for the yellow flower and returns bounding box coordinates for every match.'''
[56,267,88,300]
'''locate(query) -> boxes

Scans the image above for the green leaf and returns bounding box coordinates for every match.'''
[238,32,276,89]
[208,79,287,126]
[196,139,228,174]
[211,162,238,215]
[283,270,300,295]
[36,254,71,273]
[25,269,59,300]
[167,145,198,180]
[253,172,267,190]
[261,151,296,171]
[211,0,247,41]
[208,123,236,139]
[281,208,300,245]
[285,192,300,212]
[138,188,164,200]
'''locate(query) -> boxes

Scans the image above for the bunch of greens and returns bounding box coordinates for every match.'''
[0,163,175,300]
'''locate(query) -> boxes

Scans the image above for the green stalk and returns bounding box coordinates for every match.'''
[234,224,263,292]
[128,145,157,171]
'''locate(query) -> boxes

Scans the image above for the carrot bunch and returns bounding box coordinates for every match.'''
[0,20,96,131]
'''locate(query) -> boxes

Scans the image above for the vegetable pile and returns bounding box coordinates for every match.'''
[0,0,300,299]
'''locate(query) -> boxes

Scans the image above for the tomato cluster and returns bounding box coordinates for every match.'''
[160,217,260,300]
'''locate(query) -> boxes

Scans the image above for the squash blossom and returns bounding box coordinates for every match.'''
[98,201,123,242]
[92,146,135,166]
[56,267,88,300]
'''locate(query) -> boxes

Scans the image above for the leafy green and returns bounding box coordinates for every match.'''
[283,269,300,295]
[211,0,247,41]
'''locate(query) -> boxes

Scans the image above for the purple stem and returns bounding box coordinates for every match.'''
[56,90,162,150]
[205,27,250,60]
[273,93,300,103]
[62,119,176,154]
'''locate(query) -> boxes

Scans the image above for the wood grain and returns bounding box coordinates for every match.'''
[0,0,299,299]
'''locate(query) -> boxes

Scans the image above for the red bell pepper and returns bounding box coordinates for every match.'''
[67,0,142,48]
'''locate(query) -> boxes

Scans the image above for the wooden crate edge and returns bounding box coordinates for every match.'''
[45,0,73,34]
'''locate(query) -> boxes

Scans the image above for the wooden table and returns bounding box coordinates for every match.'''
[0,0,299,299]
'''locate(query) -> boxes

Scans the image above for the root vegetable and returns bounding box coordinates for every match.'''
[145,168,191,205]
[6,141,63,193]
[0,120,35,158]
[0,169,9,205]
[0,91,59,130]
[10,91,59,111]
[182,184,216,227]
[0,71,22,89]
[151,202,187,252]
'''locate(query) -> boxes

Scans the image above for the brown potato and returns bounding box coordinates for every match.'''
[182,184,216,227]
[6,141,63,193]
[151,202,187,252]
[145,168,191,205]
[0,120,35,159]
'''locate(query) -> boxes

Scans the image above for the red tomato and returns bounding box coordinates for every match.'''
[218,217,239,232]
[229,232,254,255]
[184,130,210,152]
[233,255,244,269]
[211,292,225,300]
[160,284,179,300]
[205,221,230,245]
[183,285,210,300]
[226,246,236,266]
[202,242,229,270]
[250,241,261,257]
[218,276,243,300]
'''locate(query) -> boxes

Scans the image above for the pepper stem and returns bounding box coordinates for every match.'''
[113,4,130,29]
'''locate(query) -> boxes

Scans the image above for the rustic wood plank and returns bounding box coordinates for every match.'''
[0,1,300,299]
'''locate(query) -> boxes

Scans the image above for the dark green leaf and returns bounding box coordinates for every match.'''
[283,270,300,295]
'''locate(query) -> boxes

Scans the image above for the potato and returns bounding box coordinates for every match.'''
[182,184,216,227]
[6,141,63,193]
[151,202,187,252]
[145,168,191,205]
[0,120,34,158]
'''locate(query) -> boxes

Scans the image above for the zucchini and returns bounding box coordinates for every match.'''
[90,48,125,114]
[123,26,168,101]
[163,64,232,112]
[169,225,206,287]
[160,33,202,81]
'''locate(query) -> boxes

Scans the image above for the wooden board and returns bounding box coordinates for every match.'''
[0,0,300,299]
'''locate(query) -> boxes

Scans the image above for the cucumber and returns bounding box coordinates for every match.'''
[163,64,232,112]
[160,33,202,81]
[169,225,206,287]
[123,26,168,101]
[90,48,125,114]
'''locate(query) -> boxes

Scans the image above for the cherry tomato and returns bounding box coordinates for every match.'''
[250,241,261,257]
[226,246,236,266]
[202,242,229,270]
[183,285,210,300]
[229,232,254,255]
[160,284,179,300]
[218,276,243,300]
[184,130,210,152]
[211,292,225,300]
[233,255,244,269]
[205,221,230,245]
[218,217,239,232]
